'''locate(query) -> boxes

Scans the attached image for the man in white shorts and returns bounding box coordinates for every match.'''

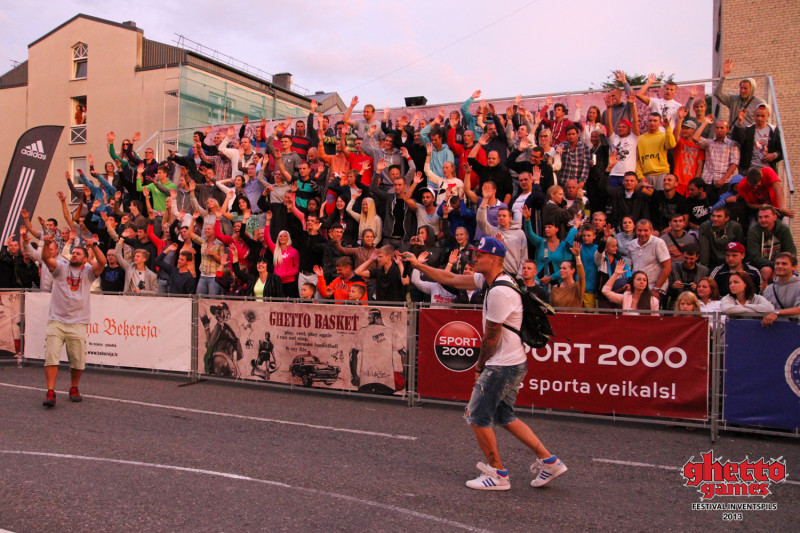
[404,237,567,490]
[40,234,105,407]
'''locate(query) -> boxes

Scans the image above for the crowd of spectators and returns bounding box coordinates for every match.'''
[1,62,798,323]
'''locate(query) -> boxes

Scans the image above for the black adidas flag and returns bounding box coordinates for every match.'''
[0,126,63,245]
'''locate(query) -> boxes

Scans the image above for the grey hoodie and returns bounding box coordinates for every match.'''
[763,274,800,311]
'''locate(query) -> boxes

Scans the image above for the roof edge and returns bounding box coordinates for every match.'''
[29,14,142,48]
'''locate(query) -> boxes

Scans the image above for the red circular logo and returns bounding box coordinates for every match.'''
[434,321,482,371]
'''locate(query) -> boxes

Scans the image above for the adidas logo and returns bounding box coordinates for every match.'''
[21,140,47,160]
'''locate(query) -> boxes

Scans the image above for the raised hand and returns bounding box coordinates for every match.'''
[313,265,324,277]
[689,87,698,99]
[704,114,715,125]
[20,209,30,220]
[87,154,94,167]
[614,260,626,275]
[519,137,529,151]
[242,115,249,125]
[412,172,424,185]
[399,147,409,158]
[614,70,627,84]
[426,142,433,155]
[545,95,553,106]
[478,134,489,146]
[361,159,372,173]
[722,59,734,77]
[521,206,532,221]
[106,131,116,143]
[532,166,541,182]
[647,73,658,85]
[310,99,318,113]
[738,109,746,125]
[677,107,687,119]
[571,241,581,256]
[376,159,386,174]
[265,210,273,223]
[56,191,67,203]
[137,163,145,174]
[132,131,142,142]
[471,90,481,100]
[92,199,101,211]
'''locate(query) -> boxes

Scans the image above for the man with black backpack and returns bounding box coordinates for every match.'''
[404,237,566,491]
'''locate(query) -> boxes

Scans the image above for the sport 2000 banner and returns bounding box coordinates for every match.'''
[196,299,408,395]
[418,310,710,419]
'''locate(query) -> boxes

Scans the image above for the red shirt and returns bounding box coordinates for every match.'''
[448,127,486,183]
[737,167,780,206]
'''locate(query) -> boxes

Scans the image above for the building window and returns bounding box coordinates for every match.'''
[72,42,88,79]
[70,96,87,144]
[70,157,87,203]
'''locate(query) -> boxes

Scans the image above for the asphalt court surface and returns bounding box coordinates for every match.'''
[1,364,798,532]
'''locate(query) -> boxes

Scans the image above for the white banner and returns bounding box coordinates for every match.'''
[25,292,192,372]
[197,299,408,395]
[0,291,21,357]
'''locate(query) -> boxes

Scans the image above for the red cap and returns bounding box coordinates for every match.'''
[727,242,745,254]
[619,119,633,130]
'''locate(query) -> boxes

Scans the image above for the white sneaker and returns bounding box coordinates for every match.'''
[466,462,511,491]
[530,457,567,487]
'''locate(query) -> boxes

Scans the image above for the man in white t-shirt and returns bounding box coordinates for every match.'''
[40,233,106,407]
[606,108,640,189]
[403,237,567,491]
[637,74,683,131]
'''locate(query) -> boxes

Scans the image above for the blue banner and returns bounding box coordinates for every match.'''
[724,318,800,431]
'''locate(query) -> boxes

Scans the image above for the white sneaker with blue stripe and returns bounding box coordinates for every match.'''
[530,457,567,487]
[465,462,511,491]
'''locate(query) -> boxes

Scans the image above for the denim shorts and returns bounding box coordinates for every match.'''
[465,362,527,428]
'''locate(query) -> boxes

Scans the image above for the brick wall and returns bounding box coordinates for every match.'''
[718,0,800,238]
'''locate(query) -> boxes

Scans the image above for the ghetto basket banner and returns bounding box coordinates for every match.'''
[197,299,408,395]
[418,310,709,419]
[724,318,800,431]
[24,292,192,372]
[0,291,22,358]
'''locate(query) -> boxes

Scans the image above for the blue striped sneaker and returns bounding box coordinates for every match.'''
[466,462,511,491]
[530,457,567,487]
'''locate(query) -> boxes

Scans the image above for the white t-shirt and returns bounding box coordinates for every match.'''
[751,126,771,168]
[511,192,531,225]
[473,273,526,366]
[648,98,683,130]
[49,262,97,324]
[353,322,402,390]
[608,133,639,175]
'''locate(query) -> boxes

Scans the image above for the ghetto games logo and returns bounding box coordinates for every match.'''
[681,451,787,500]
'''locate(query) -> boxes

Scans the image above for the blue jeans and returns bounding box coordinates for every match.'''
[196,276,222,296]
[465,362,527,428]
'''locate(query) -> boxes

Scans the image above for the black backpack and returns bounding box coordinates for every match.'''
[485,278,555,348]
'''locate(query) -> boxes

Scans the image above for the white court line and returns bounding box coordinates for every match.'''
[0,382,416,441]
[0,450,489,533]
[593,458,800,486]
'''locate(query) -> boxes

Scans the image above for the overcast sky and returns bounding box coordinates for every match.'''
[0,1,713,106]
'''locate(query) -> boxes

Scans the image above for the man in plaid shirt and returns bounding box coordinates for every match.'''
[556,125,591,187]
[693,116,740,190]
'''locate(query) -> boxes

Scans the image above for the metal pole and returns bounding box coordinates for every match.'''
[710,312,723,442]
[407,303,418,407]
[767,76,794,202]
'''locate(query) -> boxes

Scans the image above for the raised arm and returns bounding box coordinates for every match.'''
[403,251,477,290]
[636,73,658,105]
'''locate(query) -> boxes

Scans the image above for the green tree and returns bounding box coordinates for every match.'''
[590,71,674,90]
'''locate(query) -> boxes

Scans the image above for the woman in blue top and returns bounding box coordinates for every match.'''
[522,206,574,290]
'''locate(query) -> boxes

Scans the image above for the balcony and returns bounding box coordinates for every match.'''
[70,124,86,144]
